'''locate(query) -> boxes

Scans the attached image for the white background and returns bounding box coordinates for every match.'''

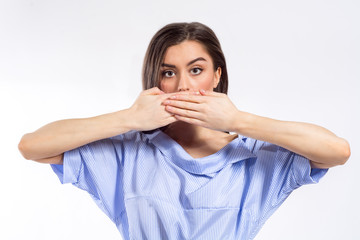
[1,0,359,239]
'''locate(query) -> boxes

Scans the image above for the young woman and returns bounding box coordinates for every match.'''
[18,22,350,239]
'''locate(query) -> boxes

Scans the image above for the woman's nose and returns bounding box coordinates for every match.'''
[178,87,190,92]
[177,74,191,92]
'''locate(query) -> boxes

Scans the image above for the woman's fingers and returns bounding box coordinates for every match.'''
[163,99,202,112]
[173,115,204,126]
[166,92,206,103]
[129,89,182,131]
[163,114,178,125]
[160,90,231,130]
[162,90,239,132]
[162,91,208,120]
[143,87,165,95]
[199,89,224,97]
[165,104,203,120]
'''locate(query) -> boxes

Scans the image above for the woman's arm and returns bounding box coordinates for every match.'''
[18,87,177,163]
[162,90,351,169]
[18,109,133,163]
[233,111,351,169]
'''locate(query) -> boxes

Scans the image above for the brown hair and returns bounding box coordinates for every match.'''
[142,22,228,94]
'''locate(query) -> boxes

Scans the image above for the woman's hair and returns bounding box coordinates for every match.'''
[142,22,228,94]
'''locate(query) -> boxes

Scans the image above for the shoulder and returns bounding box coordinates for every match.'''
[239,135,275,154]
[110,130,149,143]
[109,129,161,150]
[240,135,295,165]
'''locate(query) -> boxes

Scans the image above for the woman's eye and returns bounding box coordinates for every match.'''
[190,68,202,75]
[163,71,175,78]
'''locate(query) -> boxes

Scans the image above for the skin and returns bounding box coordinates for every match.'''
[158,40,240,157]
[18,40,350,168]
[160,40,351,168]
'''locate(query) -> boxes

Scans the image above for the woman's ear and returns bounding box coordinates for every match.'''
[213,67,222,88]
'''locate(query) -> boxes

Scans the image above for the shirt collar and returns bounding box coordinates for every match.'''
[142,129,257,175]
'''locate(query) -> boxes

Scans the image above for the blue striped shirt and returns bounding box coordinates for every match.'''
[51,129,328,240]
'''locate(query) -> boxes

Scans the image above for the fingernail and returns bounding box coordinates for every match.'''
[170,95,176,99]
[200,89,205,93]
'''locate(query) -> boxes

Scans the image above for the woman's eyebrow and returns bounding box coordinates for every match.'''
[187,57,206,66]
[161,57,207,68]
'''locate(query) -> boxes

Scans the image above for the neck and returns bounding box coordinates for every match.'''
[162,122,229,146]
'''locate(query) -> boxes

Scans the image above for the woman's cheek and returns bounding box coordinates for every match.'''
[197,76,216,91]
[160,80,175,93]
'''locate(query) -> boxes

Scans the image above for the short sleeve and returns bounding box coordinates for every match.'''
[247,140,329,200]
[273,146,329,192]
[245,140,329,235]
[290,151,328,187]
[50,137,125,225]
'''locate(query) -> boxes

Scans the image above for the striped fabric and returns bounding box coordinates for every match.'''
[51,129,328,240]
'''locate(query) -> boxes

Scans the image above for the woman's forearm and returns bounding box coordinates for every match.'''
[18,109,132,161]
[234,111,351,168]
[18,87,178,162]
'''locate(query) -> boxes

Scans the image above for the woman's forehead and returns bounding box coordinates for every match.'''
[163,40,212,65]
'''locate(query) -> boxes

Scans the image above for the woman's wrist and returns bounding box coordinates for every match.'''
[232,110,255,135]
[18,109,133,161]
[98,109,134,137]
[233,110,282,144]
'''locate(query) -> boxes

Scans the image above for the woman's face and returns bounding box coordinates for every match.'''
[160,40,221,93]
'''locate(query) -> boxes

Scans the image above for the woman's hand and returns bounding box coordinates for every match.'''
[162,90,240,132]
[128,87,178,131]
